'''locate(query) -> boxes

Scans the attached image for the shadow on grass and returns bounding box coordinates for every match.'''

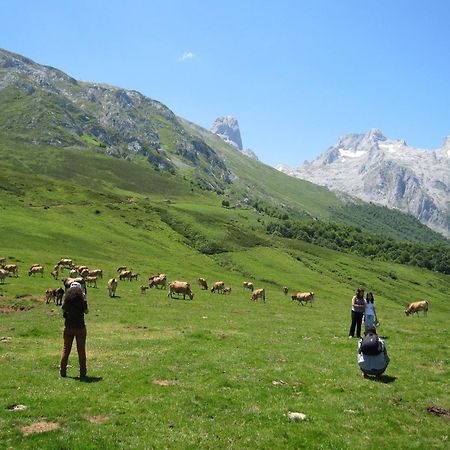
[69,376,103,383]
[366,374,396,384]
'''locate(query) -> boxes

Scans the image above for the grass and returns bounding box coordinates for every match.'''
[0,138,449,449]
[0,199,449,449]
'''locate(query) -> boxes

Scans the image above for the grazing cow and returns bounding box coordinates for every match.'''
[130,272,139,281]
[243,281,254,291]
[405,300,428,316]
[117,266,127,273]
[168,281,194,300]
[283,286,289,295]
[54,287,64,306]
[85,276,98,288]
[69,269,78,277]
[251,288,265,302]
[62,277,86,293]
[89,269,103,279]
[0,269,8,284]
[50,269,59,280]
[76,265,89,275]
[119,270,132,281]
[291,292,315,306]
[3,264,18,277]
[107,278,118,297]
[197,277,208,290]
[45,288,55,304]
[211,281,225,294]
[140,285,149,294]
[223,287,232,294]
[79,268,90,279]
[57,258,74,268]
[28,265,44,277]
[149,274,167,289]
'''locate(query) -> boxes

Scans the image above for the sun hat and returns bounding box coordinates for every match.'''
[70,281,82,289]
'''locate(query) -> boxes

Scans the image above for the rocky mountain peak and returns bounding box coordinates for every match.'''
[211,116,243,150]
[277,130,450,236]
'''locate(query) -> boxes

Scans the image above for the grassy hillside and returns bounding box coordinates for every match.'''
[1,140,449,449]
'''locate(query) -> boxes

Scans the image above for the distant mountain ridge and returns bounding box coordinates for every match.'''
[0,47,447,246]
[277,129,450,236]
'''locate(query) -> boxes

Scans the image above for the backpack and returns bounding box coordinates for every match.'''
[360,333,381,355]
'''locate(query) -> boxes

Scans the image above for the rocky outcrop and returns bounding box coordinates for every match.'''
[211,116,243,150]
[277,129,450,236]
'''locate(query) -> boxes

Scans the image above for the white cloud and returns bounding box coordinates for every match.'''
[179,51,195,62]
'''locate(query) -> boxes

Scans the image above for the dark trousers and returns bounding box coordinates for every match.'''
[349,311,364,338]
[60,327,87,376]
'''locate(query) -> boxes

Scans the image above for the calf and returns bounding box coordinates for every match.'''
[197,277,208,290]
[405,300,428,316]
[0,269,7,284]
[107,278,118,297]
[140,285,149,294]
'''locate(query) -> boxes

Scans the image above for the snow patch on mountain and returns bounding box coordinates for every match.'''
[277,129,450,236]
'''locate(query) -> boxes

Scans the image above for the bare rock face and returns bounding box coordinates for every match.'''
[211,116,243,150]
[277,129,450,237]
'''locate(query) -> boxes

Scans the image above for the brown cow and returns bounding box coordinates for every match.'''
[149,274,167,289]
[3,264,18,277]
[62,277,86,293]
[291,292,315,306]
[223,287,232,294]
[28,265,44,277]
[89,269,103,279]
[117,266,127,273]
[0,269,9,284]
[168,281,194,300]
[50,269,59,280]
[251,288,265,302]
[57,258,74,268]
[405,300,428,316]
[243,281,254,291]
[197,277,208,290]
[107,278,118,297]
[211,281,225,293]
[85,276,98,288]
[119,270,132,281]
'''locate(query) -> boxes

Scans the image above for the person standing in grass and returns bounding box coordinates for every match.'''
[348,287,365,338]
[60,282,89,378]
[364,291,377,331]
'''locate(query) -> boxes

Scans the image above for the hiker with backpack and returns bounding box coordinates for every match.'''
[357,326,390,378]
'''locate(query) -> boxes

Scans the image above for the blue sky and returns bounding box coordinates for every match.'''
[1,0,450,166]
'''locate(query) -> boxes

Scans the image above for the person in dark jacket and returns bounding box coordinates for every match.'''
[357,326,390,378]
[348,287,365,338]
[59,282,88,378]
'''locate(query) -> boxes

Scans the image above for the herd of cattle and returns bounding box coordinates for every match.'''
[0,257,430,315]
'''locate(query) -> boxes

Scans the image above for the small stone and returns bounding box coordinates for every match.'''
[288,411,307,421]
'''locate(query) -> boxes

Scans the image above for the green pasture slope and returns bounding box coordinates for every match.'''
[0,145,449,449]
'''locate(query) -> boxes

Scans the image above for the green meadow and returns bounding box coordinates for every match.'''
[0,145,449,449]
